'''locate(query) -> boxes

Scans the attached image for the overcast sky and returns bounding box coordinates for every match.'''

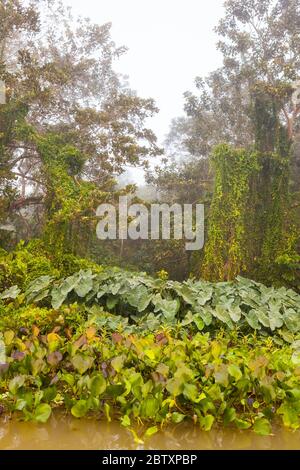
[64,0,224,181]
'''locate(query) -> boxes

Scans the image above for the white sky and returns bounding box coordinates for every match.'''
[64,0,224,182]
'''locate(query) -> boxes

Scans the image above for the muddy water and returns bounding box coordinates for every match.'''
[0,414,300,450]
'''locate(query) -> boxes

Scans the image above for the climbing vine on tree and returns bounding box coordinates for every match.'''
[201,144,259,281]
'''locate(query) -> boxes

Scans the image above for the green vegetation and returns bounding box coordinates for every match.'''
[1,265,300,340]
[1,261,300,437]
[0,0,300,444]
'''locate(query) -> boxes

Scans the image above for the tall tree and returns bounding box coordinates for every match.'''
[163,0,300,163]
[0,0,162,247]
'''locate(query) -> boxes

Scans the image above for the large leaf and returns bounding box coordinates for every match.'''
[199,414,215,431]
[152,294,180,320]
[228,306,242,322]
[283,309,300,333]
[25,276,53,297]
[0,285,21,300]
[71,400,89,418]
[71,354,94,374]
[9,375,25,394]
[173,284,196,305]
[212,305,233,328]
[51,273,81,308]
[89,374,106,396]
[245,310,261,330]
[75,271,94,297]
[268,303,284,331]
[140,396,160,418]
[195,307,212,326]
[34,403,52,423]
[126,285,152,312]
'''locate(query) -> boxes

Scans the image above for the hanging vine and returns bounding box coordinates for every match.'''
[201,144,259,281]
[201,82,297,286]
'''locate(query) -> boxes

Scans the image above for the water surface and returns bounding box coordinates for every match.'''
[0,414,299,450]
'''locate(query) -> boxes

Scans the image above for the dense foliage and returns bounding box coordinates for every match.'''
[0,290,300,438]
[0,262,300,437]
[1,267,300,341]
[0,0,300,444]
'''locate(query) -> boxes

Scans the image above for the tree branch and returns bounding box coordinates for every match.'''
[12,172,44,186]
[10,196,44,211]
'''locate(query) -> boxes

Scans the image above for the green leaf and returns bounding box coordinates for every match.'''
[26,275,53,293]
[228,364,242,381]
[174,284,196,305]
[25,276,52,301]
[144,426,158,437]
[15,399,27,411]
[61,373,75,386]
[255,309,270,328]
[286,389,300,400]
[253,418,272,436]
[171,412,185,423]
[34,403,52,423]
[228,306,242,322]
[111,355,125,373]
[181,311,194,326]
[197,307,212,326]
[196,287,213,306]
[74,271,94,297]
[245,310,261,330]
[284,309,300,333]
[183,383,198,402]
[199,414,215,431]
[9,375,25,395]
[51,287,67,309]
[166,377,184,396]
[121,415,131,427]
[278,402,300,429]
[153,294,180,320]
[268,306,283,331]
[71,400,88,418]
[235,418,251,429]
[193,314,205,331]
[89,374,106,397]
[140,397,160,418]
[4,329,14,345]
[291,351,300,365]
[43,386,57,403]
[214,364,229,386]
[71,354,94,374]
[223,407,236,426]
[126,285,152,312]
[213,305,233,327]
[0,285,21,300]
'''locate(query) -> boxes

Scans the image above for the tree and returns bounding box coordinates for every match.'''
[150,0,300,287]
[164,0,300,162]
[0,0,162,248]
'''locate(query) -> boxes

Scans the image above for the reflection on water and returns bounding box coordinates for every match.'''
[0,414,299,450]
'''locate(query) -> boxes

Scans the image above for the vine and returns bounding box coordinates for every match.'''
[201,144,259,281]
[201,83,297,288]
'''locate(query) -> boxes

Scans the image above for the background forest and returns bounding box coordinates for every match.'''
[0,0,299,290]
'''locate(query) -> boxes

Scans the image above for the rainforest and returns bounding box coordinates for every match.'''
[0,0,300,451]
